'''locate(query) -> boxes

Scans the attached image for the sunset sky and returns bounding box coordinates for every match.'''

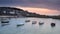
[0,0,60,15]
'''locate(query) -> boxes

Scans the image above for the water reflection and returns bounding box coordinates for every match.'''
[1,23,9,27]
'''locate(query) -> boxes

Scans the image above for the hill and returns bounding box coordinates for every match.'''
[0,7,60,19]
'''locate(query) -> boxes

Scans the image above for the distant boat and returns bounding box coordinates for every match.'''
[51,23,55,27]
[1,18,10,26]
[25,20,30,22]
[32,21,37,24]
[1,18,9,23]
[39,22,44,25]
[17,23,24,27]
[1,21,9,23]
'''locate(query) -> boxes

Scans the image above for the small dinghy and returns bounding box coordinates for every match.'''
[32,21,37,24]
[1,18,9,23]
[25,20,30,22]
[1,21,9,23]
[17,23,24,27]
[51,23,55,27]
[39,22,44,25]
[1,20,9,26]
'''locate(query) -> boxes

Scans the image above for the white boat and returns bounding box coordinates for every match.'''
[17,23,24,27]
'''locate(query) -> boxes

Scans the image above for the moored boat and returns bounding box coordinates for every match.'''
[1,18,9,23]
[32,21,37,24]
[51,23,55,27]
[39,22,44,25]
[25,20,30,22]
[17,23,24,27]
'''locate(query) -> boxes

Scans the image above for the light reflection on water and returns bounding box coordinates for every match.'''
[0,18,60,34]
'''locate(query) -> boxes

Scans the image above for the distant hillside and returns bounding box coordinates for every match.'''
[0,7,24,11]
[0,7,60,19]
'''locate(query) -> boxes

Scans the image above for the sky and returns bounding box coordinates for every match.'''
[0,0,60,15]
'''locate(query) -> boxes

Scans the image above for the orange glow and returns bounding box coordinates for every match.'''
[16,6,60,15]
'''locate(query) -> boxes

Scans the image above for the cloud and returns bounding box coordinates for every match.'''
[0,0,60,10]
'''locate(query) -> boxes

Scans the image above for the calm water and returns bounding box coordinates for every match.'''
[0,18,60,34]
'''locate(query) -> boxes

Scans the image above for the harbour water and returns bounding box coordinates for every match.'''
[0,18,60,34]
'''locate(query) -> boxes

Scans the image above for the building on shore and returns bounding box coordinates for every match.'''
[0,7,25,18]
